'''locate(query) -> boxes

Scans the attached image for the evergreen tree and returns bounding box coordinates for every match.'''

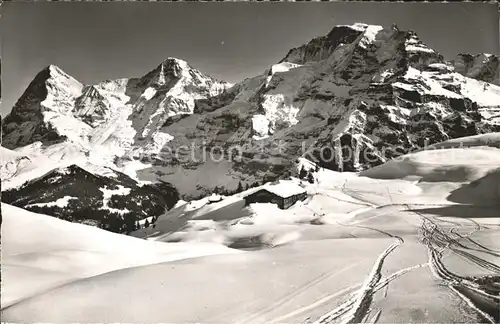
[144,180,180,210]
[123,213,136,234]
[299,166,307,179]
[106,214,122,233]
[307,172,315,184]
[237,181,243,193]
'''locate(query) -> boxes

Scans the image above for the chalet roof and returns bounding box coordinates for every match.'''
[260,181,306,199]
[208,193,223,202]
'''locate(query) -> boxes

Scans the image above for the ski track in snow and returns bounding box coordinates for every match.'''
[235,262,361,324]
[311,237,403,324]
[297,199,500,324]
[308,262,429,324]
[413,208,500,324]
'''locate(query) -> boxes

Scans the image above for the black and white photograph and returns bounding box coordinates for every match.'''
[1,1,499,323]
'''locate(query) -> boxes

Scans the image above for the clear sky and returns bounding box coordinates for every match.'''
[1,2,498,116]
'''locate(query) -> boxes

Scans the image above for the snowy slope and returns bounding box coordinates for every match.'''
[428,132,500,149]
[1,203,239,308]
[0,146,33,181]
[135,133,500,245]
[360,146,500,183]
[4,138,500,322]
[1,141,90,190]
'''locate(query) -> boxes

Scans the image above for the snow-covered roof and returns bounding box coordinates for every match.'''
[208,194,223,202]
[260,181,306,199]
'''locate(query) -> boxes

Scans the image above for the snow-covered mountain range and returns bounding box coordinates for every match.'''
[2,22,500,202]
[2,22,500,323]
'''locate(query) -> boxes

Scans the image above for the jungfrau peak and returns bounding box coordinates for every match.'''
[279,23,370,64]
[137,57,189,88]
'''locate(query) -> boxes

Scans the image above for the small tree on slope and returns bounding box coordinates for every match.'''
[299,166,307,179]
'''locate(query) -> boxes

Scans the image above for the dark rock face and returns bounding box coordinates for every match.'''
[137,58,184,89]
[286,80,494,172]
[1,164,179,233]
[194,89,237,113]
[73,86,109,126]
[452,53,500,85]
[307,131,385,172]
[1,67,68,149]
[280,26,364,64]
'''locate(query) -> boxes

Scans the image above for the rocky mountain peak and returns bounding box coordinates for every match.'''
[156,57,189,83]
[325,22,370,45]
[11,65,79,111]
[2,55,233,150]
[278,22,444,75]
[1,64,86,149]
[138,57,197,88]
[160,57,189,76]
[279,23,369,64]
[42,65,83,98]
[46,64,69,78]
